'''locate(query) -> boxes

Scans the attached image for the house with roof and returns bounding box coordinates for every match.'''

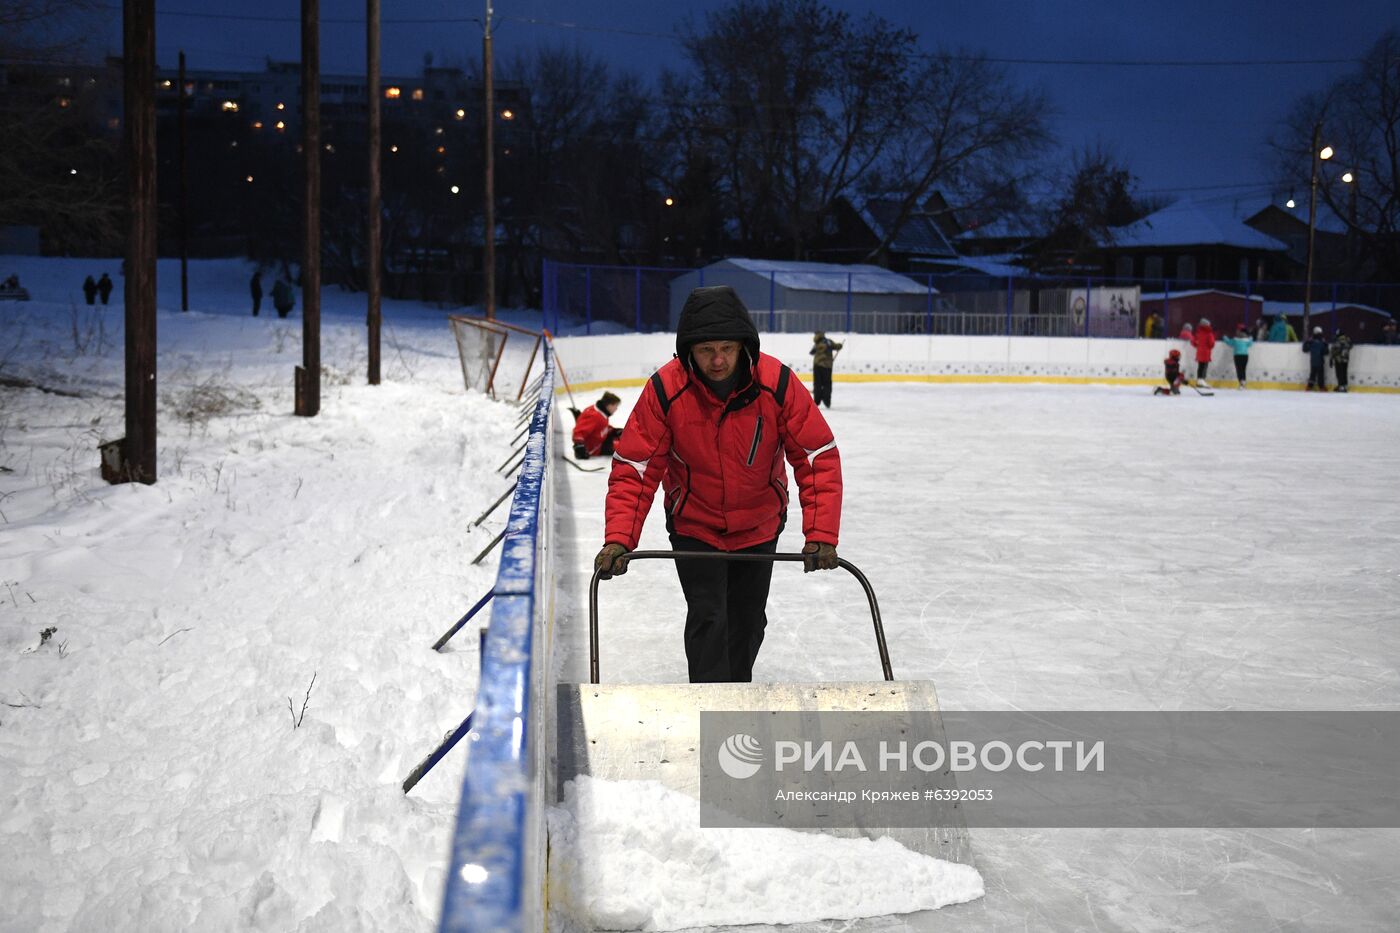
[1094,199,1292,286]
[667,258,932,333]
[807,195,960,272]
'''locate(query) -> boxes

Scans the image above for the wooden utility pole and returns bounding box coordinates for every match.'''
[296,0,322,416]
[366,0,382,384]
[103,0,157,485]
[1303,121,1320,337]
[178,50,189,312]
[482,0,496,320]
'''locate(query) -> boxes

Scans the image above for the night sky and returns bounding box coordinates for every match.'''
[80,0,1400,209]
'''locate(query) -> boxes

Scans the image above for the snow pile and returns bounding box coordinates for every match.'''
[547,776,984,931]
[0,256,533,931]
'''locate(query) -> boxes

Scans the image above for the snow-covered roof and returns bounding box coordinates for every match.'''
[1261,300,1392,319]
[853,197,957,258]
[936,254,1030,278]
[1139,289,1264,302]
[1109,199,1290,252]
[722,258,929,295]
[1235,196,1348,236]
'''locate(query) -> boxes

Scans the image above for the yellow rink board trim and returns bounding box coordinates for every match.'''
[559,375,1400,395]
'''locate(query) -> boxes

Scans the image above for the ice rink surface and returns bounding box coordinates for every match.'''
[554,381,1400,932]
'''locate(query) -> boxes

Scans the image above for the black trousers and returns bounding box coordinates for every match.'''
[1308,361,1326,389]
[1197,361,1209,380]
[252,293,262,316]
[1234,355,1248,382]
[670,533,778,683]
[813,365,833,407]
[1335,361,1348,387]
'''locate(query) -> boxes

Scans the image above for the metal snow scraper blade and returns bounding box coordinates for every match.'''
[554,551,975,869]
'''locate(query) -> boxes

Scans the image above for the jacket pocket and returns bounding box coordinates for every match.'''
[746,416,764,467]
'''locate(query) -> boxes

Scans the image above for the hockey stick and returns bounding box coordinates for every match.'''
[1190,383,1214,397]
[561,455,606,473]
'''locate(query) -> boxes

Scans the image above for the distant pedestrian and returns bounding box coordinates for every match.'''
[1302,326,1329,391]
[1269,315,1298,342]
[1330,332,1353,393]
[1254,317,1270,342]
[1153,348,1186,395]
[1221,324,1253,389]
[1382,320,1399,345]
[96,273,113,305]
[1143,311,1164,339]
[810,331,843,409]
[272,278,295,318]
[250,271,263,317]
[82,275,97,305]
[1178,321,1193,341]
[1191,318,1216,386]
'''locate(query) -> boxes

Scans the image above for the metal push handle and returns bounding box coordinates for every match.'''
[588,551,894,684]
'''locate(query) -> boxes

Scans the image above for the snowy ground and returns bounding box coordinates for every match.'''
[5,254,1400,931]
[0,257,539,932]
[554,380,1400,931]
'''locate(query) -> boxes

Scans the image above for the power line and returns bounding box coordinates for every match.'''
[95,6,1362,68]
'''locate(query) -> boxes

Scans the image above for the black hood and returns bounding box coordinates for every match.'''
[676,286,761,367]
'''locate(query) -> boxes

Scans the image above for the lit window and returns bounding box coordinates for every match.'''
[385,86,401,99]
[221,100,239,112]
[411,88,424,101]
[500,108,514,120]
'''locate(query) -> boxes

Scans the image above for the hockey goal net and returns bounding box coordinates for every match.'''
[448,316,546,402]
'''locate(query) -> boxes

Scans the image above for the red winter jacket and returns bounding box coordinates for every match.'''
[604,354,842,551]
[572,404,614,456]
[1192,324,1216,362]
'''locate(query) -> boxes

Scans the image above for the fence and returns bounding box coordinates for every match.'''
[439,352,556,932]
[542,259,1400,344]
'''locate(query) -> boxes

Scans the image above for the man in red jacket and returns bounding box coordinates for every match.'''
[572,391,622,458]
[594,285,842,683]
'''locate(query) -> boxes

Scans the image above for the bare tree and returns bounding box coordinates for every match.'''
[668,0,918,259]
[861,50,1051,263]
[1270,29,1400,281]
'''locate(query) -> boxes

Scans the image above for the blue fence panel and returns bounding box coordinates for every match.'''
[439,351,555,933]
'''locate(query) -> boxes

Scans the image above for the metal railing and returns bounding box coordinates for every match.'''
[543,259,1400,343]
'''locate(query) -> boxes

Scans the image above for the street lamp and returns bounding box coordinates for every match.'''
[1342,170,1358,276]
[1303,122,1333,336]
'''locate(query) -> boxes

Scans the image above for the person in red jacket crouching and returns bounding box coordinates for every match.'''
[572,392,623,458]
[594,285,843,683]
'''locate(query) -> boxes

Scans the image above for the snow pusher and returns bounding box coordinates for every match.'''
[554,550,975,869]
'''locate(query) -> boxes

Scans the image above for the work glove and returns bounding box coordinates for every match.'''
[802,542,838,573]
[595,543,631,579]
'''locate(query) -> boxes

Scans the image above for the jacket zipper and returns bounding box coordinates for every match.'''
[746,416,764,466]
